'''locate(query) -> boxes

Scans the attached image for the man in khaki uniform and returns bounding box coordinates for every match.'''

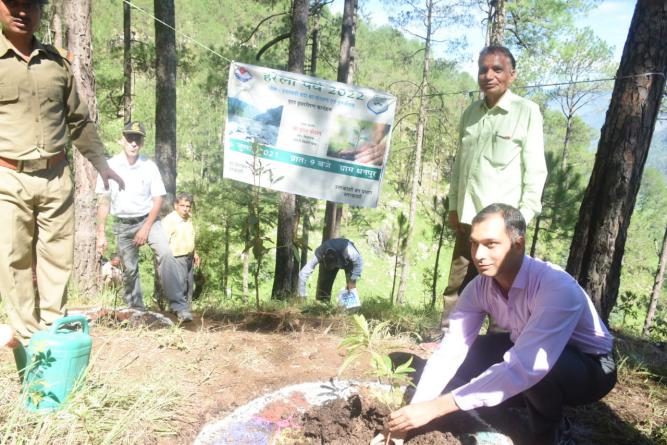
[0,0,124,341]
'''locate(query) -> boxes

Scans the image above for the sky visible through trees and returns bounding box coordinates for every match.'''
[332,0,642,143]
[75,0,667,340]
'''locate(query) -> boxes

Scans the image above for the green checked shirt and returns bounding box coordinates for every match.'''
[448,89,547,224]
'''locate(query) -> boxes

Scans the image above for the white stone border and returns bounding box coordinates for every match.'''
[194,380,380,445]
[194,380,513,445]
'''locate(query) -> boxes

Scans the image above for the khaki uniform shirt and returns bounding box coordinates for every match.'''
[448,90,547,224]
[0,33,108,171]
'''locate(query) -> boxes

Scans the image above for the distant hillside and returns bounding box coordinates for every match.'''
[647,125,667,178]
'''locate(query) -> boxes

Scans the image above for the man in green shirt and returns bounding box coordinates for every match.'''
[0,0,124,341]
[442,45,547,328]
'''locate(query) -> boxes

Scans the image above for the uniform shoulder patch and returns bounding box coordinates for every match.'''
[56,47,74,63]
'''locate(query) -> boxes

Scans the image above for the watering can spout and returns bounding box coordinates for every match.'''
[0,324,29,380]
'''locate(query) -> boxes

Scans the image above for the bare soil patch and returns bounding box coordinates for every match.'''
[1,313,665,444]
[301,392,479,444]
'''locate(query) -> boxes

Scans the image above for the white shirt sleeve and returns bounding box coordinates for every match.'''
[411,282,487,403]
[344,244,363,280]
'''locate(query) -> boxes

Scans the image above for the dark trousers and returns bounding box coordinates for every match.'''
[315,265,352,300]
[402,334,617,444]
[174,254,195,304]
[441,225,477,328]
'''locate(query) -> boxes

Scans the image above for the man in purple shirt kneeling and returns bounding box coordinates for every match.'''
[385,203,616,445]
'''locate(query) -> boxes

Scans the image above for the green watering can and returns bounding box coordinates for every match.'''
[9,315,92,411]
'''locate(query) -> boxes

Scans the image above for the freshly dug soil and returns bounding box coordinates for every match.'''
[301,393,487,444]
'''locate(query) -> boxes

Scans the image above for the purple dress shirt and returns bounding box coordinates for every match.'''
[411,255,613,411]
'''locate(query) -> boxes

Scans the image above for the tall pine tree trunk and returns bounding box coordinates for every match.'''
[309,10,319,75]
[123,1,132,123]
[223,218,230,294]
[154,0,177,207]
[271,0,308,299]
[566,0,667,323]
[529,213,542,257]
[431,202,447,307]
[50,0,63,48]
[152,0,177,306]
[321,0,357,241]
[299,16,320,271]
[396,0,432,304]
[64,0,100,296]
[489,0,505,46]
[561,113,574,173]
[316,0,357,297]
[643,224,667,336]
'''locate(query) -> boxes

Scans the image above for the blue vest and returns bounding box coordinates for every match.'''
[315,238,355,270]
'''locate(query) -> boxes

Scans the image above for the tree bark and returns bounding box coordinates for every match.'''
[561,113,574,173]
[336,0,357,84]
[154,0,177,208]
[309,10,320,75]
[489,0,506,46]
[431,215,446,308]
[300,204,310,270]
[530,183,548,256]
[123,0,132,123]
[566,0,667,323]
[271,0,308,299]
[50,0,63,48]
[316,0,357,297]
[223,218,230,293]
[396,0,432,304]
[242,250,249,303]
[63,0,100,297]
[643,224,667,336]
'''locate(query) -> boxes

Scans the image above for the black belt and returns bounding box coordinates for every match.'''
[116,214,149,225]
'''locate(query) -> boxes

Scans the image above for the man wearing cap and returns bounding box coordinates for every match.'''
[0,0,125,341]
[95,122,192,322]
[298,238,363,301]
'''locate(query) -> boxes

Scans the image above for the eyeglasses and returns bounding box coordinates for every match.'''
[124,134,144,144]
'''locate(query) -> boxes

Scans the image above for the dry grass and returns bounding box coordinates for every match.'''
[0,328,193,445]
[1,308,665,445]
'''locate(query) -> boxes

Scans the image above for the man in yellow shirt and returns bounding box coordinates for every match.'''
[162,193,200,309]
[0,0,124,341]
[442,45,547,328]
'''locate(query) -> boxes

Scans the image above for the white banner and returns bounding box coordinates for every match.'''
[223,62,396,208]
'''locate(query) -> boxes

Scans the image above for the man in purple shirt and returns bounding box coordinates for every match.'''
[385,203,616,445]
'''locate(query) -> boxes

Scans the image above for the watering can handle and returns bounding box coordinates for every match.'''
[50,315,90,335]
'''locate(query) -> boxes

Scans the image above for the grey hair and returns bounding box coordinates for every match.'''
[479,45,516,70]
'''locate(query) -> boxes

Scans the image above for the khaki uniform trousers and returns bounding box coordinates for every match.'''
[441,224,477,329]
[0,161,73,341]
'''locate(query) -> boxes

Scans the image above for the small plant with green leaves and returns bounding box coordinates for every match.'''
[338,314,414,409]
[242,141,281,309]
